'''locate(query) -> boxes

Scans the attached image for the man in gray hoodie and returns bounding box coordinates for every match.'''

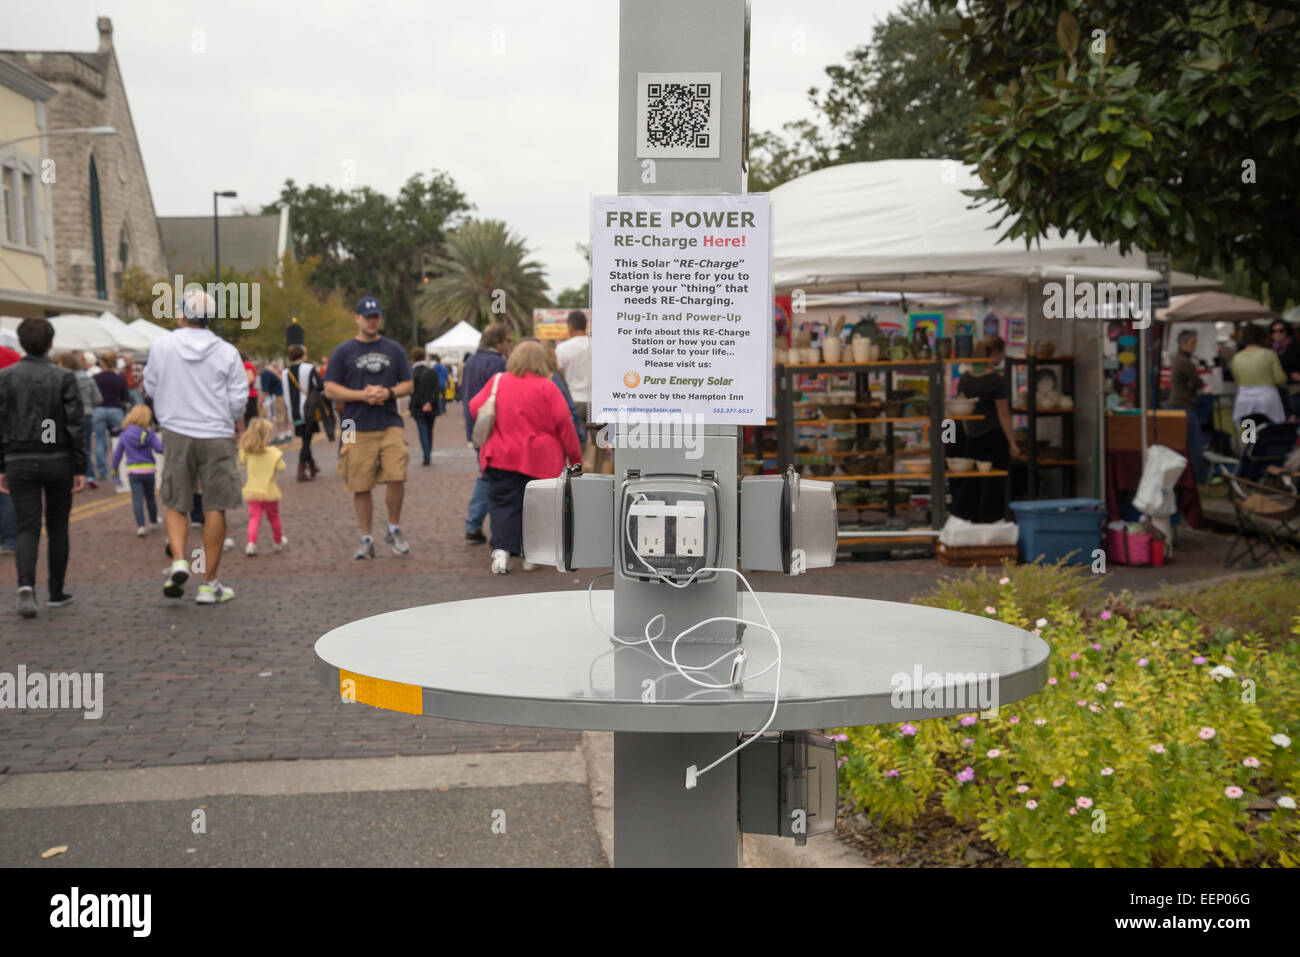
[143,289,247,604]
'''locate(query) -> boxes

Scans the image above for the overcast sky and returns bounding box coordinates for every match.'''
[7,0,903,294]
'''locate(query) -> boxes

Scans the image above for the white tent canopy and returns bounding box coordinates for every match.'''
[424,320,481,360]
[127,317,172,344]
[95,312,152,353]
[771,159,1213,298]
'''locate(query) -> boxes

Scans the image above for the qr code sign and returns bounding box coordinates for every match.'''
[637,72,721,159]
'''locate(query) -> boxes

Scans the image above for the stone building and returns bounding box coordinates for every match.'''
[0,17,165,316]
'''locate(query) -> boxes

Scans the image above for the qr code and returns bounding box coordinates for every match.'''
[637,72,720,159]
[645,82,712,150]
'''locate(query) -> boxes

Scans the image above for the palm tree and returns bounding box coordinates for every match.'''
[416,219,549,338]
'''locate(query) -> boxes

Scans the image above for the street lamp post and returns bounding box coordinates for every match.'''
[212,189,237,336]
[0,126,116,150]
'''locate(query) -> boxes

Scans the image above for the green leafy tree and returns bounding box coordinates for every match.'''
[747,1,974,191]
[553,282,590,309]
[262,171,471,347]
[417,219,550,337]
[933,0,1300,308]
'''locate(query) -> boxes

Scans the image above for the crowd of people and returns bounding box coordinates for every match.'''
[0,300,593,616]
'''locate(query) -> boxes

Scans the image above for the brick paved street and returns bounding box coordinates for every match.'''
[0,407,582,773]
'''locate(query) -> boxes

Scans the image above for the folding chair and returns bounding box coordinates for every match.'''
[1238,421,1300,482]
[1222,473,1300,567]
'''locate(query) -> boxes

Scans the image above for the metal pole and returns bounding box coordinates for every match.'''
[212,191,221,338]
[1139,322,1149,462]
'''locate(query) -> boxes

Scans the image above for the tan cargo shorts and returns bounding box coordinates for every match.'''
[159,429,242,513]
[338,426,409,493]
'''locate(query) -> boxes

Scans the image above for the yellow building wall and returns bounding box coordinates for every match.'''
[0,83,51,294]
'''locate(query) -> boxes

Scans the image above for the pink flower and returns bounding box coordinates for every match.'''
[1088,704,1102,713]
[1095,682,1108,692]
[1090,642,1102,651]
[998,576,1010,585]
[1150,743,1166,754]
[1224,786,1244,799]
[1076,796,1094,809]
[1026,800,1038,810]
[836,758,843,768]
[1069,671,1080,679]
[960,714,978,727]
[1243,757,1260,768]
[956,766,975,784]
[884,768,900,778]
[1077,699,1088,707]
[1100,767,1114,776]
[1069,652,1081,661]
[826,733,848,742]
[1199,727,1216,741]
[1225,655,1235,662]
[900,723,918,736]
[1032,629,1042,636]
[1052,777,1066,788]
[1193,656,1207,665]
[1034,718,1047,726]
[1015,784,1029,793]
[984,605,997,615]
[961,737,974,748]
[1047,677,1057,686]
[1137,658,1149,667]
[1100,610,1112,621]
[1114,701,1124,708]
[986,749,1001,758]
[1009,716,1020,724]
[1068,807,1078,815]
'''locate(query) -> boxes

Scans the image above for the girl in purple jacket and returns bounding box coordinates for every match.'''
[111,405,164,536]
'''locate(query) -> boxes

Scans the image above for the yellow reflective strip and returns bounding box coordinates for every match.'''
[339,669,422,715]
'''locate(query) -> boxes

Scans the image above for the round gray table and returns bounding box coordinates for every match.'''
[315,591,1050,866]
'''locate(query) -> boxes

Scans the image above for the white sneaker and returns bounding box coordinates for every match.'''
[222,537,234,551]
[274,535,288,553]
[195,580,235,604]
[245,542,258,556]
[137,526,148,537]
[491,549,510,574]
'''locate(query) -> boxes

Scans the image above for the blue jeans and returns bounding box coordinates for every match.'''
[415,415,435,464]
[83,425,95,480]
[466,473,490,534]
[129,473,159,526]
[0,489,16,548]
[92,406,124,480]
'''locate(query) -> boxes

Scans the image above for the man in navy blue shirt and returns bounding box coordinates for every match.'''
[460,323,510,544]
[324,296,414,559]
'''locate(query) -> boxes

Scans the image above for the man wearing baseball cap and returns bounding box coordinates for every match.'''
[323,296,415,558]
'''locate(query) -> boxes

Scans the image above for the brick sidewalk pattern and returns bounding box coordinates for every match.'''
[0,406,580,773]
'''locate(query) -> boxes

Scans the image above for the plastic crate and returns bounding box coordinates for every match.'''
[1009,498,1105,566]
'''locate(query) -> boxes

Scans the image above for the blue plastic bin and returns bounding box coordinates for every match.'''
[1009,498,1105,566]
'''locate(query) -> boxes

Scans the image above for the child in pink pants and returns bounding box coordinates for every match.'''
[238,419,287,555]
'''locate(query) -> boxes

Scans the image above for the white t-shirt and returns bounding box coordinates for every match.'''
[555,334,591,403]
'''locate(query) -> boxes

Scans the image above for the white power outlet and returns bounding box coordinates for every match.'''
[630,500,666,556]
[674,502,706,557]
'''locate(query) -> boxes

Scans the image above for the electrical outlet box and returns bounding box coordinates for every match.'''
[739,468,837,574]
[522,466,614,572]
[738,731,838,845]
[619,474,721,583]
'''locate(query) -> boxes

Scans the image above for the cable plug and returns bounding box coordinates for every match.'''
[729,649,748,686]
[684,765,698,790]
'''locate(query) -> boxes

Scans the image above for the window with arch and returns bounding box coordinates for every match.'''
[89,153,106,299]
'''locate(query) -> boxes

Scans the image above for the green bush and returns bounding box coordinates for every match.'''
[833,574,1300,867]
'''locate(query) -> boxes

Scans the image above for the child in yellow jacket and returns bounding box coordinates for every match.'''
[239,418,287,555]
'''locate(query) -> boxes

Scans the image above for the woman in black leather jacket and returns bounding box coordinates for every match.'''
[0,318,88,618]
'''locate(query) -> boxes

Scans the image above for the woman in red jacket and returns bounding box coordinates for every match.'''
[469,339,582,574]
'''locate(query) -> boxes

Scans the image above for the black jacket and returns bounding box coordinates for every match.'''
[0,355,88,474]
[411,363,441,417]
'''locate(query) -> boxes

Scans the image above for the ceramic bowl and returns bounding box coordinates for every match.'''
[947,457,975,472]
[976,460,993,472]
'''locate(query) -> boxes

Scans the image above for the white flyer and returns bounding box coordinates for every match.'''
[589,193,771,425]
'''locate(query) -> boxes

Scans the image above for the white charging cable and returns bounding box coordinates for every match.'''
[614,497,784,789]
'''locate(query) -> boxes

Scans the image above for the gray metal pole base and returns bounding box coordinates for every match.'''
[613,732,740,867]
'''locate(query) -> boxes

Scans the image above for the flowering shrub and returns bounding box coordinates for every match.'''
[834,571,1300,867]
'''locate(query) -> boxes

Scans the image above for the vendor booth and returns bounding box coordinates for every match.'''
[764,159,1220,559]
[423,320,480,366]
